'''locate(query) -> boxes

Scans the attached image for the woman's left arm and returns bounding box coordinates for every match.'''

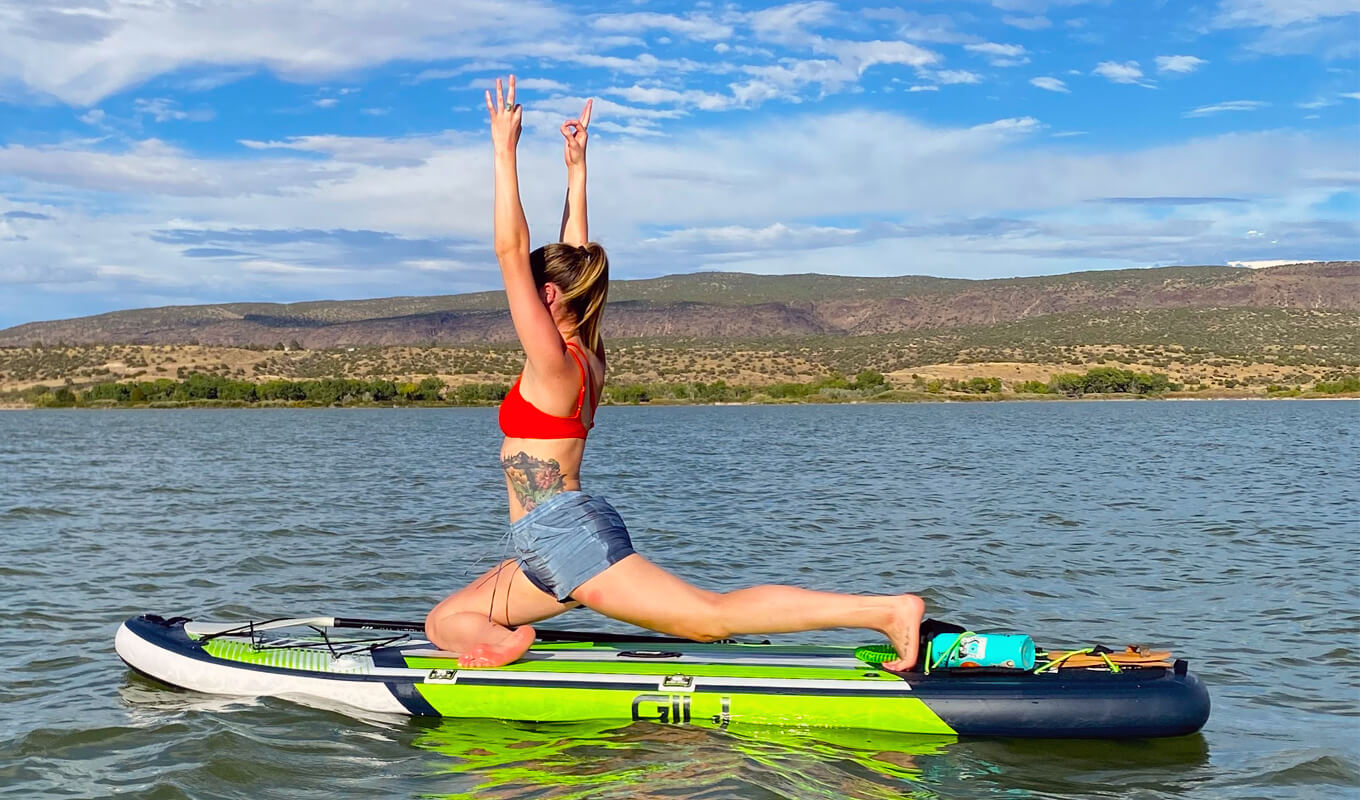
[558,99,592,246]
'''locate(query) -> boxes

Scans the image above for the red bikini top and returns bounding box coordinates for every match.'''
[498,342,597,440]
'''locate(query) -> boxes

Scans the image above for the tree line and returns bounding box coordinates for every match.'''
[32,375,503,408]
[16,366,1358,408]
[1017,367,1179,396]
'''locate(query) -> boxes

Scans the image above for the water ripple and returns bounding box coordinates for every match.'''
[0,401,1356,799]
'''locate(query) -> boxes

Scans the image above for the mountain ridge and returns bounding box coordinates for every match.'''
[2,261,1355,348]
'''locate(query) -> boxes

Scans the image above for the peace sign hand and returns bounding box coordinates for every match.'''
[486,75,522,156]
[561,98,592,169]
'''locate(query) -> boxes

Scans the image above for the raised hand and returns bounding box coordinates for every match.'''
[561,98,592,169]
[486,75,522,156]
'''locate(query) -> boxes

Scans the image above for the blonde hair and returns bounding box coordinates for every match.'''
[530,242,610,351]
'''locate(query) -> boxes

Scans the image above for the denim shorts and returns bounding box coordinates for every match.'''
[511,491,635,603]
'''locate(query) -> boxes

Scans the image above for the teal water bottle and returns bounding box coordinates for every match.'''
[928,632,1035,670]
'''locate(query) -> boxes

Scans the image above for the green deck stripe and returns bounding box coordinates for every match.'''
[202,639,343,673]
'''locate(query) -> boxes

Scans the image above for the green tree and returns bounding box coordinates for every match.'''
[1315,374,1360,393]
[852,370,888,393]
[367,380,398,402]
[414,377,446,401]
[1048,373,1086,396]
[607,384,651,404]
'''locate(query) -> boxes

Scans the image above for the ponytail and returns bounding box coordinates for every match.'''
[529,242,610,350]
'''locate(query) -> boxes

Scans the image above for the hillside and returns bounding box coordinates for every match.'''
[3,307,1356,397]
[1,261,1355,348]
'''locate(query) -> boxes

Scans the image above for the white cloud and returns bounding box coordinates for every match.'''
[238,133,462,167]
[970,117,1043,136]
[591,120,667,137]
[1342,92,1360,100]
[908,85,940,92]
[1003,15,1053,30]
[0,138,358,198]
[965,43,1026,57]
[10,113,1351,233]
[525,94,687,137]
[1214,0,1360,60]
[965,42,1030,66]
[133,97,215,122]
[1156,55,1207,73]
[4,96,1357,313]
[461,77,568,93]
[933,70,983,85]
[591,12,733,41]
[313,98,339,109]
[558,52,713,76]
[736,49,935,100]
[1184,100,1270,116]
[728,79,783,106]
[827,40,938,71]
[0,0,942,117]
[535,95,685,121]
[643,221,862,253]
[411,62,512,83]
[747,1,837,45]
[867,9,976,44]
[1093,60,1151,86]
[1030,76,1070,92]
[0,0,568,105]
[603,85,735,111]
[1215,0,1360,28]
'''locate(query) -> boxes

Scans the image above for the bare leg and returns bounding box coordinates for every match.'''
[425,559,578,667]
[573,554,925,670]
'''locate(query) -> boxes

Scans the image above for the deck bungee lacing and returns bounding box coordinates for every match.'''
[1034,645,1174,673]
[855,637,1175,674]
[198,619,410,659]
[1035,647,1121,674]
[924,630,976,674]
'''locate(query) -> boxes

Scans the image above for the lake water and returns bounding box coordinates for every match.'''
[1,401,1356,799]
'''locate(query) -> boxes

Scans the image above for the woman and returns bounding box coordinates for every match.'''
[426,76,924,670]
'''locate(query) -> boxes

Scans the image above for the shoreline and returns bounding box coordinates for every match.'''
[3,392,1355,410]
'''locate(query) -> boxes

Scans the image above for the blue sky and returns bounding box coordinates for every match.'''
[0,0,1357,328]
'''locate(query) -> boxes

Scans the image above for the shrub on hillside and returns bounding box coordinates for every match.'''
[1314,374,1360,393]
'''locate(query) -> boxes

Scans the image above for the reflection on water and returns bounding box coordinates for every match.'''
[409,717,1214,800]
[412,718,943,800]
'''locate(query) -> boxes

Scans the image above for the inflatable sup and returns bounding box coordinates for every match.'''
[115,614,1210,738]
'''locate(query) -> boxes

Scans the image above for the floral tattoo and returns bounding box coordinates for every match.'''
[501,452,565,511]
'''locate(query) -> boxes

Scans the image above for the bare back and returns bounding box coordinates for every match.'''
[499,339,604,520]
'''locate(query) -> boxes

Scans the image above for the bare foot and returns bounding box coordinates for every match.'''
[457,624,535,668]
[878,594,926,671]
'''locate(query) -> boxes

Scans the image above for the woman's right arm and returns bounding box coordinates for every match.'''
[487,76,569,371]
[558,99,592,246]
